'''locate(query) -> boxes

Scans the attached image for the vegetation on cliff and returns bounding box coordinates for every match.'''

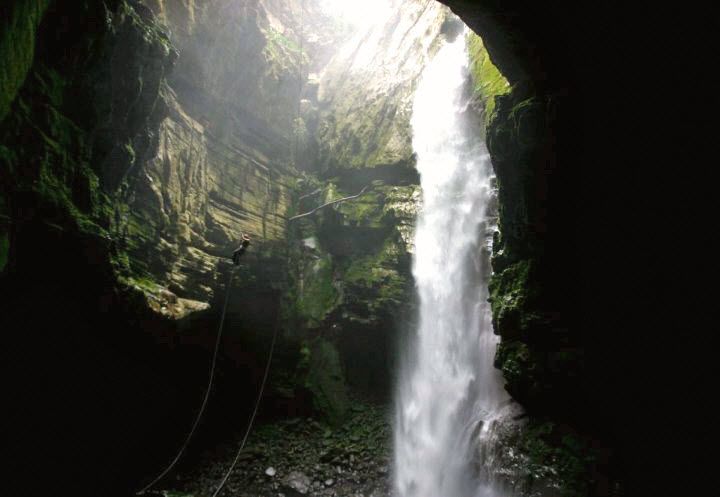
[0,0,49,123]
[467,32,510,126]
[1,0,176,288]
[315,2,451,175]
[477,43,604,497]
[285,177,418,422]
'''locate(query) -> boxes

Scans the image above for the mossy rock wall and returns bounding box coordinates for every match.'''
[0,0,50,123]
[116,0,349,308]
[1,0,444,432]
[466,31,510,127]
[303,337,350,425]
[464,29,603,497]
[0,0,176,281]
[315,2,453,176]
[271,2,461,421]
[486,92,580,411]
[457,6,605,491]
[0,2,221,494]
[286,180,419,406]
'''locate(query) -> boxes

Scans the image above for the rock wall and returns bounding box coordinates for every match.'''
[0,0,452,434]
[0,0,50,124]
[448,1,623,495]
[121,0,319,308]
[314,0,450,175]
[121,0,459,425]
[0,2,201,495]
[287,179,420,417]
[281,0,459,419]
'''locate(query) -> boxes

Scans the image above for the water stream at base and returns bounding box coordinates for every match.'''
[393,33,510,497]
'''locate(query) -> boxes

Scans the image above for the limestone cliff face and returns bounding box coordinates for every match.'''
[314,0,452,176]
[121,87,297,304]
[0,0,463,428]
[124,0,451,317]
[1,0,176,282]
[120,0,452,421]
[288,181,420,409]
[0,2,201,493]
[280,1,459,413]
[122,0,338,308]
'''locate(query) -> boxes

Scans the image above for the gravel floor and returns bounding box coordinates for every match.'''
[155,401,392,497]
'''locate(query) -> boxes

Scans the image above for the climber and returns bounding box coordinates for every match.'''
[232,233,251,265]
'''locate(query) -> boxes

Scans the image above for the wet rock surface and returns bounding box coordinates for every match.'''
[166,401,391,497]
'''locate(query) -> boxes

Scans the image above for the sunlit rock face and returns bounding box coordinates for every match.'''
[127,0,338,304]
[315,0,452,176]
[0,0,487,430]
[122,0,455,415]
[126,0,453,316]
[0,0,464,426]
[285,0,460,401]
[117,0,456,319]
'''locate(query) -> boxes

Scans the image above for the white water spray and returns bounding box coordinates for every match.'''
[393,34,509,497]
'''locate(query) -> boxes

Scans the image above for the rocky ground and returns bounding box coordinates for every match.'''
[153,401,392,497]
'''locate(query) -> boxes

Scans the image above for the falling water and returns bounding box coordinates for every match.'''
[393,33,510,497]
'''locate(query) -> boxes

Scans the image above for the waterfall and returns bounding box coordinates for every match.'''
[393,33,510,497]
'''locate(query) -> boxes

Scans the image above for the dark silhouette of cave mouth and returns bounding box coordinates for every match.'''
[3,1,705,496]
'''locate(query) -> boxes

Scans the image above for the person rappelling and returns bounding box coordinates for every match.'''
[232,233,251,265]
[139,229,271,496]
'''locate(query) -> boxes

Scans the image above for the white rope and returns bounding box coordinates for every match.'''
[289,185,370,221]
[210,315,280,497]
[137,267,236,494]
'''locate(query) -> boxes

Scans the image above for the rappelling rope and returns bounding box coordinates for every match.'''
[210,4,301,493]
[210,313,280,497]
[137,267,237,495]
[140,2,304,494]
[289,185,371,221]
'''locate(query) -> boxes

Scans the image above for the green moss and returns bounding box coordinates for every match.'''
[118,0,174,57]
[467,32,510,126]
[382,185,419,217]
[509,97,543,149]
[297,254,339,325]
[0,0,50,123]
[344,238,406,305]
[28,116,110,240]
[489,259,541,338]
[304,338,349,425]
[7,67,107,238]
[494,340,531,386]
[266,27,304,54]
[331,184,418,231]
[128,275,161,293]
[336,190,385,227]
[122,210,157,247]
[316,77,415,171]
[110,249,131,274]
[298,342,311,370]
[0,0,182,324]
[262,27,308,76]
[0,231,8,272]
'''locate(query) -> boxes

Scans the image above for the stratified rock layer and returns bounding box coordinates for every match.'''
[127,0,451,424]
